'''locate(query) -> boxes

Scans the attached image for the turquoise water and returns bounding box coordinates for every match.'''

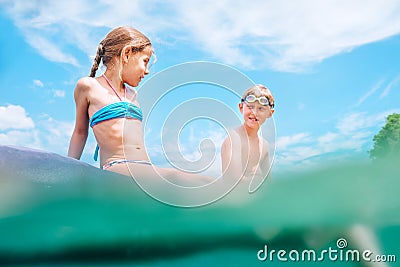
[0,146,399,266]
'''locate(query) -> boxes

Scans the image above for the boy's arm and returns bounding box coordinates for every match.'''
[221,131,243,179]
[259,139,272,179]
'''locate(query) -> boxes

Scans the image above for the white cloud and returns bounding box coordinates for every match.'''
[25,33,80,66]
[33,79,44,87]
[274,109,400,170]
[36,115,75,153]
[317,132,338,144]
[355,80,384,106]
[0,105,75,155]
[33,80,66,99]
[2,0,400,71]
[171,0,400,71]
[0,129,41,148]
[277,145,321,165]
[0,104,35,130]
[0,0,167,67]
[276,132,312,151]
[335,111,397,135]
[380,75,400,99]
[53,90,66,98]
[352,76,400,107]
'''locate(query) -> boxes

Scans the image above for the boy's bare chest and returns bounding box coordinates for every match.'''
[241,139,262,170]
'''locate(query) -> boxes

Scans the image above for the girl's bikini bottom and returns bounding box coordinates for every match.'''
[102,159,152,170]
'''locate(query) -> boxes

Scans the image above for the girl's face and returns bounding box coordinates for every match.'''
[122,46,153,87]
[239,101,273,130]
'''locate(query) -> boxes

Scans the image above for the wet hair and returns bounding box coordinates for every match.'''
[241,84,275,107]
[89,26,152,77]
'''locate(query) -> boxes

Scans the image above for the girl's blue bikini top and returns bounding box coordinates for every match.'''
[89,101,143,161]
[90,102,143,127]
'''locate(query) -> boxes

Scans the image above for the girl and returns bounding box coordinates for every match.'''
[68,26,210,186]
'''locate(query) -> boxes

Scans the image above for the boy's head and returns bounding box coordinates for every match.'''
[239,84,274,129]
[241,84,274,108]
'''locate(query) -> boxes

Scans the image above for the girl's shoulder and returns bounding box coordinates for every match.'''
[74,77,103,101]
[75,76,98,91]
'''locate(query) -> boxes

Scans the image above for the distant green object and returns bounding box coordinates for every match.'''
[369,113,400,160]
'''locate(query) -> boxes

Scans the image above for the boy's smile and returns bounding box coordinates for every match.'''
[240,101,272,130]
[248,113,259,123]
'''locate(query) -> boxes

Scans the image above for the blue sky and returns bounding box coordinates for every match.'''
[1,0,400,176]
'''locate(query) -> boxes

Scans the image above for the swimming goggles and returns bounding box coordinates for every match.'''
[242,94,274,108]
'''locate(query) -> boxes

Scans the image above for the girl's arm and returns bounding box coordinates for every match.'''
[68,79,90,159]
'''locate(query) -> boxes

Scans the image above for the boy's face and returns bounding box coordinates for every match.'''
[239,100,273,129]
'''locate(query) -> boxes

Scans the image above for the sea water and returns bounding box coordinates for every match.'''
[0,146,399,266]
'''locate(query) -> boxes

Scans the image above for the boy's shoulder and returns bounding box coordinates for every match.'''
[223,127,242,136]
[222,127,241,145]
[231,127,245,140]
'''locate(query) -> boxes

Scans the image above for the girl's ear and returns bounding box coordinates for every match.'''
[123,46,131,63]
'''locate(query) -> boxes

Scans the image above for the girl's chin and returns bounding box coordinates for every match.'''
[127,81,139,87]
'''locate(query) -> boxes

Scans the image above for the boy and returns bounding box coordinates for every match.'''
[221,84,274,184]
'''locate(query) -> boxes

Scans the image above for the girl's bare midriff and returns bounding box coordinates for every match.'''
[92,118,149,168]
